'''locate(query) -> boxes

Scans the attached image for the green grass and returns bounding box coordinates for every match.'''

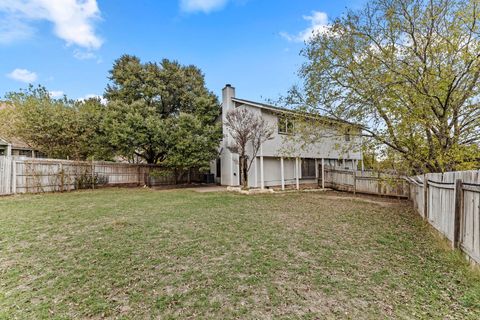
[0,188,479,319]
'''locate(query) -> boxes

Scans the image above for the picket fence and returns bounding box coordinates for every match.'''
[0,156,204,195]
[407,171,480,265]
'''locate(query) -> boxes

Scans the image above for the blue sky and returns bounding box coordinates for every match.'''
[0,0,366,102]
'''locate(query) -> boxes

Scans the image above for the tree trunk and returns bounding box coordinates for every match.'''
[240,156,248,189]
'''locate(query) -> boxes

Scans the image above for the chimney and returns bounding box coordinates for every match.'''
[222,84,235,113]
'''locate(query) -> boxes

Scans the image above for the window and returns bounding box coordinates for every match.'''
[301,158,316,178]
[18,150,32,157]
[0,148,5,156]
[278,115,294,134]
[345,129,351,141]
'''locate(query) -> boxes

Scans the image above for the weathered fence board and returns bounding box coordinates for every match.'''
[407,170,480,265]
[0,157,206,195]
[322,168,409,198]
[0,157,12,195]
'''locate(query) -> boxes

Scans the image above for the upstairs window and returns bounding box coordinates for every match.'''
[345,129,351,141]
[278,115,294,135]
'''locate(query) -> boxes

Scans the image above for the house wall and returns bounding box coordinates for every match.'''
[252,108,362,160]
[215,84,363,188]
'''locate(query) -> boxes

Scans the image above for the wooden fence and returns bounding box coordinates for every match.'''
[321,167,410,198]
[407,171,480,265]
[322,167,480,265]
[0,157,206,195]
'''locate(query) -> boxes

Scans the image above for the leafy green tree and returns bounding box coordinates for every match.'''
[103,100,170,164]
[1,86,112,160]
[293,0,480,173]
[165,113,222,181]
[75,98,115,160]
[103,55,221,164]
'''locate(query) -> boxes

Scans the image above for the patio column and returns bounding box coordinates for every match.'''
[321,158,325,190]
[315,158,319,179]
[361,160,364,172]
[260,156,264,189]
[6,144,12,157]
[295,157,300,190]
[254,157,258,188]
[280,157,285,191]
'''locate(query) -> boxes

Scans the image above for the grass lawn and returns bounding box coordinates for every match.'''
[0,188,479,319]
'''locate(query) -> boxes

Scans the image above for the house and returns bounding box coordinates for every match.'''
[211,84,363,189]
[0,102,44,159]
[0,136,44,158]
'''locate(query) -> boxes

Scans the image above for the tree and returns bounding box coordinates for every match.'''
[103,55,221,164]
[294,0,480,173]
[165,113,222,182]
[1,85,111,160]
[225,108,274,189]
[103,100,170,164]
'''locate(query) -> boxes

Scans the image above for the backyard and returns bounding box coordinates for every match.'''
[0,188,479,319]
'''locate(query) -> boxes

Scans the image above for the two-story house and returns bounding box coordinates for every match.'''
[212,84,363,189]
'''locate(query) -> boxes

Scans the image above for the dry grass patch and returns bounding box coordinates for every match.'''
[0,188,479,319]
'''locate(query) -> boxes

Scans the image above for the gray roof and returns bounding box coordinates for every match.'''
[231,97,357,127]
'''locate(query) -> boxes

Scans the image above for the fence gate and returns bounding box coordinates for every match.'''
[0,156,13,195]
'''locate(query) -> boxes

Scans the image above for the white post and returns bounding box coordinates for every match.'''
[342,158,346,169]
[260,156,264,189]
[254,157,258,188]
[6,144,12,157]
[315,158,319,178]
[280,157,285,191]
[361,160,364,172]
[295,157,300,190]
[321,158,325,190]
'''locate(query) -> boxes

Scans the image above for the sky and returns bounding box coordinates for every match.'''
[0,0,367,103]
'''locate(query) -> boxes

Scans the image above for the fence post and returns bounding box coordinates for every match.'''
[91,159,95,190]
[11,159,16,195]
[60,163,64,192]
[423,174,428,220]
[353,170,356,195]
[137,165,141,186]
[453,178,464,249]
[377,172,382,196]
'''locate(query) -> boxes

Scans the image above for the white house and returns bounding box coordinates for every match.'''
[0,136,43,158]
[211,84,363,189]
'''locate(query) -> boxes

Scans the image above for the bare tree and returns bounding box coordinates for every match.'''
[225,108,274,189]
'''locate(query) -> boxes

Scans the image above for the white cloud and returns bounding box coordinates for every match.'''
[73,49,96,60]
[79,94,107,105]
[180,0,229,13]
[49,90,64,98]
[0,15,33,44]
[7,68,37,83]
[281,11,330,43]
[0,0,102,49]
